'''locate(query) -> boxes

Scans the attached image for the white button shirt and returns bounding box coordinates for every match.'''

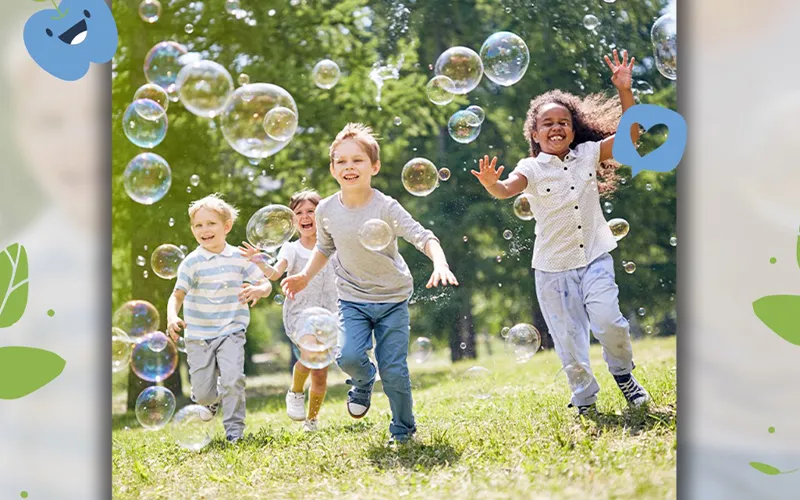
[510,141,617,272]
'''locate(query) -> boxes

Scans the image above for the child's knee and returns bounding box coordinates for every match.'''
[219,371,245,391]
[310,369,328,386]
[192,387,218,406]
[337,349,365,372]
[378,364,410,390]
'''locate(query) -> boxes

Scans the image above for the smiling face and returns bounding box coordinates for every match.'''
[329,138,380,190]
[190,208,232,253]
[531,103,575,158]
[292,200,318,239]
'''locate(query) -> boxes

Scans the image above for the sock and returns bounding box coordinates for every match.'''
[307,390,327,420]
[291,362,311,393]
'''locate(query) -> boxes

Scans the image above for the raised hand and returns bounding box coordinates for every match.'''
[470,155,505,188]
[238,282,266,307]
[238,241,262,261]
[281,273,309,300]
[604,49,635,91]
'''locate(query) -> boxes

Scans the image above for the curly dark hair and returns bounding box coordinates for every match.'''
[523,90,622,197]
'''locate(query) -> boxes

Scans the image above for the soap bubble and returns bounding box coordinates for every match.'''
[237,73,250,85]
[123,99,167,149]
[583,14,600,30]
[645,183,653,191]
[623,261,636,274]
[434,46,483,94]
[274,294,285,305]
[651,14,677,80]
[463,366,492,400]
[603,201,613,214]
[298,348,336,370]
[479,31,530,86]
[144,41,188,92]
[138,0,161,23]
[638,307,646,316]
[150,244,186,280]
[112,328,132,373]
[176,60,234,118]
[246,204,296,251]
[312,59,341,89]
[438,168,451,181]
[608,218,630,241]
[224,0,241,15]
[505,323,541,363]
[500,327,510,339]
[402,158,439,197]
[670,236,677,246]
[184,23,194,34]
[448,110,481,144]
[557,361,594,393]
[513,193,535,221]
[176,336,186,353]
[410,337,433,363]
[189,174,200,186]
[113,300,160,342]
[135,386,176,430]
[263,106,298,142]
[219,84,299,159]
[293,307,340,360]
[133,84,169,115]
[358,219,393,252]
[147,331,169,352]
[130,332,178,382]
[503,229,513,240]
[136,255,146,267]
[633,80,654,97]
[425,75,456,105]
[465,105,485,124]
[171,405,215,451]
[393,116,402,126]
[123,153,172,205]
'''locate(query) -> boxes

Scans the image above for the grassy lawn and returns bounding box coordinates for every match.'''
[112,336,676,499]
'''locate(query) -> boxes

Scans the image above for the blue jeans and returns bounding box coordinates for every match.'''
[336,299,416,438]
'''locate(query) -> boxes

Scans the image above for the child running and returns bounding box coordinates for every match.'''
[471,50,651,416]
[167,194,273,443]
[282,123,459,445]
[239,190,337,432]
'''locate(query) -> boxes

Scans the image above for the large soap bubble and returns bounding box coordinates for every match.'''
[434,46,483,94]
[151,244,186,280]
[130,332,178,382]
[479,32,530,87]
[608,218,630,241]
[147,331,170,353]
[144,41,188,92]
[219,83,299,159]
[513,193,535,221]
[123,153,172,205]
[557,361,594,394]
[138,0,161,23]
[133,83,169,114]
[504,323,541,363]
[293,307,340,353]
[312,59,341,89]
[466,105,485,124]
[112,328,132,373]
[135,386,176,431]
[410,337,433,364]
[171,405,215,451]
[425,75,456,105]
[299,348,336,370]
[401,158,439,197]
[651,14,677,80]
[122,99,167,148]
[246,204,296,251]
[448,110,481,144]
[263,106,298,142]
[463,366,492,400]
[358,219,393,252]
[176,60,234,118]
[113,300,160,342]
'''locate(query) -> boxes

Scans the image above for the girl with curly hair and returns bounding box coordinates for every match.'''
[472,50,650,416]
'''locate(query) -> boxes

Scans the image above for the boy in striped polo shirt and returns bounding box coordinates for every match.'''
[167,194,272,443]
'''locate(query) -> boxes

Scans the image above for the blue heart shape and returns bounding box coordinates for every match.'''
[612,104,687,177]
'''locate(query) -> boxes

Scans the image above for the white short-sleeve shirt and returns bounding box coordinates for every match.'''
[510,141,617,272]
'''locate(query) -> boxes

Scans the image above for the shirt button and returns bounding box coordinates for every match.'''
[589,173,593,177]
[564,167,568,171]
[571,186,575,190]
[574,205,578,209]
[578,225,582,229]
[580,244,584,248]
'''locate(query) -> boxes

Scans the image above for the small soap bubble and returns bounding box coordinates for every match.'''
[358,219,393,251]
[495,255,502,263]
[638,307,646,316]
[186,186,192,193]
[123,153,172,205]
[274,294,285,305]
[143,270,149,278]
[645,325,653,334]
[268,8,276,16]
[189,174,200,186]
[448,110,481,144]
[394,116,402,126]
[402,158,439,197]
[434,46,483,94]
[557,361,594,393]
[603,201,613,214]
[138,0,161,23]
[460,342,467,350]
[237,73,250,86]
[168,217,175,227]
[607,218,630,241]
[263,106,298,142]
[513,194,535,221]
[312,59,341,89]
[466,105,485,124]
[623,261,637,274]
[438,168,451,181]
[410,337,433,363]
[583,14,600,30]
[463,235,468,242]
[669,236,677,246]
[500,327,510,338]
[147,331,169,352]
[503,229,513,240]
[136,255,146,267]
[645,183,653,191]
[426,75,456,105]
[135,386,176,431]
[184,23,194,34]
[151,244,186,279]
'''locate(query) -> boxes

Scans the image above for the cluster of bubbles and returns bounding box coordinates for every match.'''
[358,219,394,252]
[150,244,185,280]
[246,205,296,252]
[401,158,439,197]
[651,14,677,81]
[291,308,340,369]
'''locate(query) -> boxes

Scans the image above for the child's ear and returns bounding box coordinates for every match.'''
[531,131,539,144]
[224,220,233,234]
[372,160,381,175]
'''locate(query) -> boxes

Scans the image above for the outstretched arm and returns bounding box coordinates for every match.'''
[423,239,459,288]
[470,155,528,199]
[280,248,329,299]
[238,241,288,281]
[600,49,638,163]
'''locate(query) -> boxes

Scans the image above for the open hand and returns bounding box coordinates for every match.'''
[238,241,264,262]
[167,317,185,338]
[470,155,504,189]
[604,49,635,91]
[239,282,268,307]
[426,265,459,289]
[281,273,309,300]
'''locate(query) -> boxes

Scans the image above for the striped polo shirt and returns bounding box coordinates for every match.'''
[174,243,264,340]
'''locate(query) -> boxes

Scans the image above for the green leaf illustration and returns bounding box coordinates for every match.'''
[0,347,65,399]
[750,462,782,475]
[753,295,800,345]
[0,243,29,328]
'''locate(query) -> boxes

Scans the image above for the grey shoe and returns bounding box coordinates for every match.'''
[568,402,598,417]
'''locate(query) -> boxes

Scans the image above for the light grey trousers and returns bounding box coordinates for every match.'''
[185,331,247,439]
[535,253,635,406]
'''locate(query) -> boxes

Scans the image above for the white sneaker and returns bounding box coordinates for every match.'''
[303,418,318,432]
[286,390,306,421]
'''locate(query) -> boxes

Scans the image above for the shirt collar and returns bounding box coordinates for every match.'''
[197,243,235,260]
[537,147,576,164]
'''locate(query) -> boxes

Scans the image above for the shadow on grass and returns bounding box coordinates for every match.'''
[581,403,676,436]
[365,436,462,471]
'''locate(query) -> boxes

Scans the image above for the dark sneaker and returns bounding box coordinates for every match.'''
[613,373,650,407]
[204,403,219,418]
[346,381,372,419]
[226,434,241,444]
[568,402,598,417]
[388,434,415,447]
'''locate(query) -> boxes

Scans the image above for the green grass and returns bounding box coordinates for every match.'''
[112,337,676,499]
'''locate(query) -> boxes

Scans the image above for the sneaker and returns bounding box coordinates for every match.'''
[286,390,306,421]
[613,373,650,407]
[199,403,219,422]
[388,434,414,447]
[302,418,318,432]
[346,388,371,419]
[568,402,598,417]
[226,434,241,444]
